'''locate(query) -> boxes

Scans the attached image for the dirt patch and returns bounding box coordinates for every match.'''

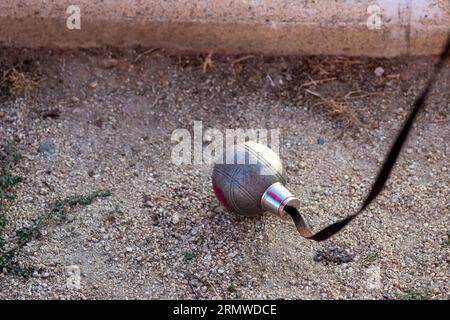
[0,48,448,299]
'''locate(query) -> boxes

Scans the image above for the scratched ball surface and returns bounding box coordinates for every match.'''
[212,141,287,216]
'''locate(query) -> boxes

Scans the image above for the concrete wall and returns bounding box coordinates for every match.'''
[0,0,449,56]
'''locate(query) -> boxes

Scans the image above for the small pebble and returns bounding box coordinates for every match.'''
[203,133,213,143]
[99,58,119,69]
[317,137,325,145]
[172,212,180,224]
[374,67,385,77]
[38,142,54,156]
[89,81,98,89]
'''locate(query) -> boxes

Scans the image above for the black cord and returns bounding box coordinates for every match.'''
[286,33,450,242]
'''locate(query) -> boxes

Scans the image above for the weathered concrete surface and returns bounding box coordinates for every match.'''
[0,0,449,56]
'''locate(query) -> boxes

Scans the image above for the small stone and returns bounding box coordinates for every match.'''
[142,194,152,207]
[299,161,307,169]
[172,212,180,224]
[89,81,98,89]
[0,111,4,118]
[126,247,133,253]
[314,246,354,265]
[317,137,325,145]
[442,167,447,172]
[99,58,119,69]
[71,96,80,103]
[374,67,385,77]
[203,133,213,143]
[38,141,54,156]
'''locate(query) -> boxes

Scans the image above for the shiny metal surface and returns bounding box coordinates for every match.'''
[261,182,300,219]
[212,141,299,217]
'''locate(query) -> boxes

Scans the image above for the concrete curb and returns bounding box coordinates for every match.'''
[0,0,449,56]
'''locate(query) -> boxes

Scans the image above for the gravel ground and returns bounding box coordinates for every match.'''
[0,48,448,299]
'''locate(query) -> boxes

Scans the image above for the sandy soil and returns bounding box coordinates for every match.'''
[0,48,448,299]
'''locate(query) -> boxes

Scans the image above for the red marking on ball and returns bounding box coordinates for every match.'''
[212,184,230,209]
[267,190,285,205]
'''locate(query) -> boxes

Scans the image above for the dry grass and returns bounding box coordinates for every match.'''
[202,51,214,73]
[303,84,391,126]
[231,55,256,65]
[305,88,360,125]
[1,67,41,99]
[134,48,160,63]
